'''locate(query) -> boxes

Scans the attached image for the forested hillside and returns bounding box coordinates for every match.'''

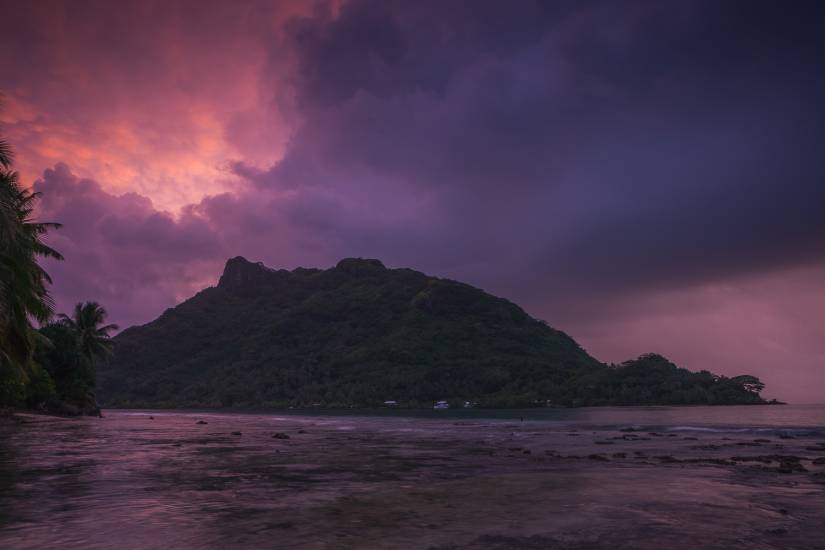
[100,257,767,408]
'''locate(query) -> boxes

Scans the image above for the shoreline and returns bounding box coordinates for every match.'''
[97,400,786,412]
[0,407,101,422]
[2,408,823,548]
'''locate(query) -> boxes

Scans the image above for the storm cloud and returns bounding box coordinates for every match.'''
[3,0,824,400]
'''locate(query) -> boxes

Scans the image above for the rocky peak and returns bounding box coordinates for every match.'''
[335,258,386,275]
[217,256,275,289]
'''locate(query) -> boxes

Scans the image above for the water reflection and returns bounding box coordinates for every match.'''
[0,407,823,549]
[0,423,17,526]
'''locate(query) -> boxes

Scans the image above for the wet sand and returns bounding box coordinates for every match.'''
[1,411,824,549]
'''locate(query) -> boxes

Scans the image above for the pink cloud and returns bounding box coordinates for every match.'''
[0,0,307,210]
[3,0,823,404]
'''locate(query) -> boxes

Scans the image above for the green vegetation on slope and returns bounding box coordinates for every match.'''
[100,257,767,408]
[563,353,767,406]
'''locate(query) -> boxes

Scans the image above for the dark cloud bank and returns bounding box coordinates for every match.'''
[27,0,825,400]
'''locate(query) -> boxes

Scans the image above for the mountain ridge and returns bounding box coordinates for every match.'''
[99,257,767,408]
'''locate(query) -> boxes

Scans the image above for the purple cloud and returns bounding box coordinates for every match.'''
[5,0,823,401]
[35,164,227,326]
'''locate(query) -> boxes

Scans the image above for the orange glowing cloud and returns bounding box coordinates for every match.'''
[3,0,825,405]
[1,0,310,211]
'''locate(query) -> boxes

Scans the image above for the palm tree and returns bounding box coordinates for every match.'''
[59,302,119,360]
[0,135,12,168]
[0,130,63,389]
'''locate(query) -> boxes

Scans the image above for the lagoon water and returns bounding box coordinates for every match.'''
[2,405,824,549]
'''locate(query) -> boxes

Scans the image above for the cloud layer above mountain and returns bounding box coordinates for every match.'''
[3,0,824,400]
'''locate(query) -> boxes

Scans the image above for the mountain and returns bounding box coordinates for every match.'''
[98,257,767,408]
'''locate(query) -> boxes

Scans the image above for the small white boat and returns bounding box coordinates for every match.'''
[433,400,450,409]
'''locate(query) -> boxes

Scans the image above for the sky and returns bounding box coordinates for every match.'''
[2,0,823,402]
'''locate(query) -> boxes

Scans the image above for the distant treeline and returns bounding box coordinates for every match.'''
[554,353,766,408]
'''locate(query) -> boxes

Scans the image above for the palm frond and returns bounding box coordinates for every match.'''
[0,138,12,168]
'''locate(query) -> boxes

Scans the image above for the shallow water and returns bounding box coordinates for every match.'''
[260,403,825,431]
[1,406,824,549]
